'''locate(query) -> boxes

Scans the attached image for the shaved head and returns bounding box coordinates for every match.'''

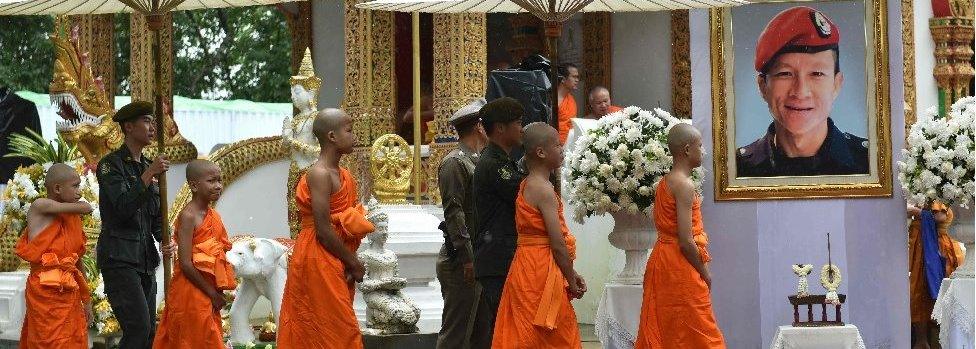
[588,86,610,102]
[44,163,78,190]
[667,123,702,154]
[186,159,218,181]
[311,108,349,145]
[522,122,559,158]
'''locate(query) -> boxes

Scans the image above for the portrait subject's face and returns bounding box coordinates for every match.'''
[758,50,844,139]
[590,90,612,116]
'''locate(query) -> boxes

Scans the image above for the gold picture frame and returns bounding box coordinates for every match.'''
[710,0,893,200]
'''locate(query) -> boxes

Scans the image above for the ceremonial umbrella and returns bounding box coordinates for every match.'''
[357,0,748,130]
[0,0,302,289]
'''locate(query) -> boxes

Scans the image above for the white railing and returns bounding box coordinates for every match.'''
[37,106,288,156]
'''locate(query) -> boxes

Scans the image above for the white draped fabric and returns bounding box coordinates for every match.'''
[932,278,975,349]
[770,325,866,349]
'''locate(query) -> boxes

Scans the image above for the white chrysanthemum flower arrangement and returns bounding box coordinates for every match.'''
[564,106,702,223]
[1,158,100,235]
[898,97,976,208]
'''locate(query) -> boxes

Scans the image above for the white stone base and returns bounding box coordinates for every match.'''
[0,271,28,341]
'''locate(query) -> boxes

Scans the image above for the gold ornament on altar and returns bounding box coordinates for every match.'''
[50,23,122,165]
[370,134,412,204]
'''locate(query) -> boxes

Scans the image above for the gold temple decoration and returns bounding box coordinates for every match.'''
[281,1,314,76]
[130,13,197,163]
[342,0,397,147]
[671,10,692,117]
[582,13,612,116]
[428,13,487,204]
[49,21,123,165]
[370,134,413,204]
[902,0,917,133]
[169,137,288,226]
[290,48,322,113]
[67,14,116,104]
[930,0,974,116]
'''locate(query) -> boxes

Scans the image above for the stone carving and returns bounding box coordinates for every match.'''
[225,236,292,345]
[282,48,322,170]
[359,198,420,335]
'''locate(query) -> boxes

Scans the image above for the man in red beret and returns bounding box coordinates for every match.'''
[736,6,868,177]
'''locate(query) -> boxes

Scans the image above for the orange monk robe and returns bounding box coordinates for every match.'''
[278,167,375,349]
[15,213,90,349]
[908,201,965,323]
[153,208,237,349]
[635,180,725,349]
[492,182,581,349]
[558,94,578,144]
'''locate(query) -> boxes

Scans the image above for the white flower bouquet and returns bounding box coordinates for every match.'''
[564,106,701,223]
[0,159,100,236]
[898,97,976,208]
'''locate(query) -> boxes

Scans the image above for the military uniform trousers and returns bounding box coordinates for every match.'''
[436,245,479,349]
[102,267,157,349]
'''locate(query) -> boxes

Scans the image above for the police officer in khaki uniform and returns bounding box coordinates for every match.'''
[96,101,169,349]
[469,97,526,349]
[736,6,869,177]
[436,98,488,349]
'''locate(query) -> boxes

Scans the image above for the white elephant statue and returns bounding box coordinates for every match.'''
[225,236,292,345]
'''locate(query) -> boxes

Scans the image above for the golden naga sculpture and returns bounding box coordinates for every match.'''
[370,134,413,204]
[50,22,196,164]
[50,24,122,165]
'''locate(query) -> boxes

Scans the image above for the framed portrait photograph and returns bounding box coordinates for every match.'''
[710,0,893,200]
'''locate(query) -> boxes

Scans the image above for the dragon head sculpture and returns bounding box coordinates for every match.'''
[50,24,122,165]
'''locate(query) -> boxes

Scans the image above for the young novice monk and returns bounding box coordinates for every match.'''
[492,122,586,349]
[17,163,93,349]
[635,123,725,348]
[277,108,375,349]
[153,159,236,348]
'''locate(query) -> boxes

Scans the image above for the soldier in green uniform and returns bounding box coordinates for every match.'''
[436,98,488,349]
[469,97,526,349]
[96,101,169,349]
[737,6,869,177]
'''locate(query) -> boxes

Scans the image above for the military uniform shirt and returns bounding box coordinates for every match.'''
[96,144,162,274]
[736,118,869,177]
[471,142,526,279]
[437,143,480,264]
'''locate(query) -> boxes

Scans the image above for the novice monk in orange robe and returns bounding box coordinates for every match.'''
[17,163,93,349]
[492,122,586,349]
[153,160,236,348]
[635,123,726,349]
[278,108,375,349]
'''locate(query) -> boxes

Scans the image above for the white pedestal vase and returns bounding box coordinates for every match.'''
[607,211,656,285]
[949,205,974,278]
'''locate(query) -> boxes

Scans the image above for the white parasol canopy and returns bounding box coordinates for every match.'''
[0,0,297,15]
[357,0,746,21]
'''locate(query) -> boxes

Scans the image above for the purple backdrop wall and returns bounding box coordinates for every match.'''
[688,0,909,347]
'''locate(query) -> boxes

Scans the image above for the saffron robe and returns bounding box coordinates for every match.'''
[558,95,578,144]
[153,208,237,348]
[277,167,375,349]
[16,212,90,349]
[634,179,725,349]
[491,181,581,349]
[908,201,964,323]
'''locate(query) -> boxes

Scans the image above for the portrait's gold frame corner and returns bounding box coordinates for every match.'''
[710,0,894,201]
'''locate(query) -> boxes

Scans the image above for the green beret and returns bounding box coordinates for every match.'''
[480,97,524,124]
[113,101,154,123]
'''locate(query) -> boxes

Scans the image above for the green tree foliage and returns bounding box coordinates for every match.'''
[1,7,290,103]
[173,7,291,102]
[0,16,55,93]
